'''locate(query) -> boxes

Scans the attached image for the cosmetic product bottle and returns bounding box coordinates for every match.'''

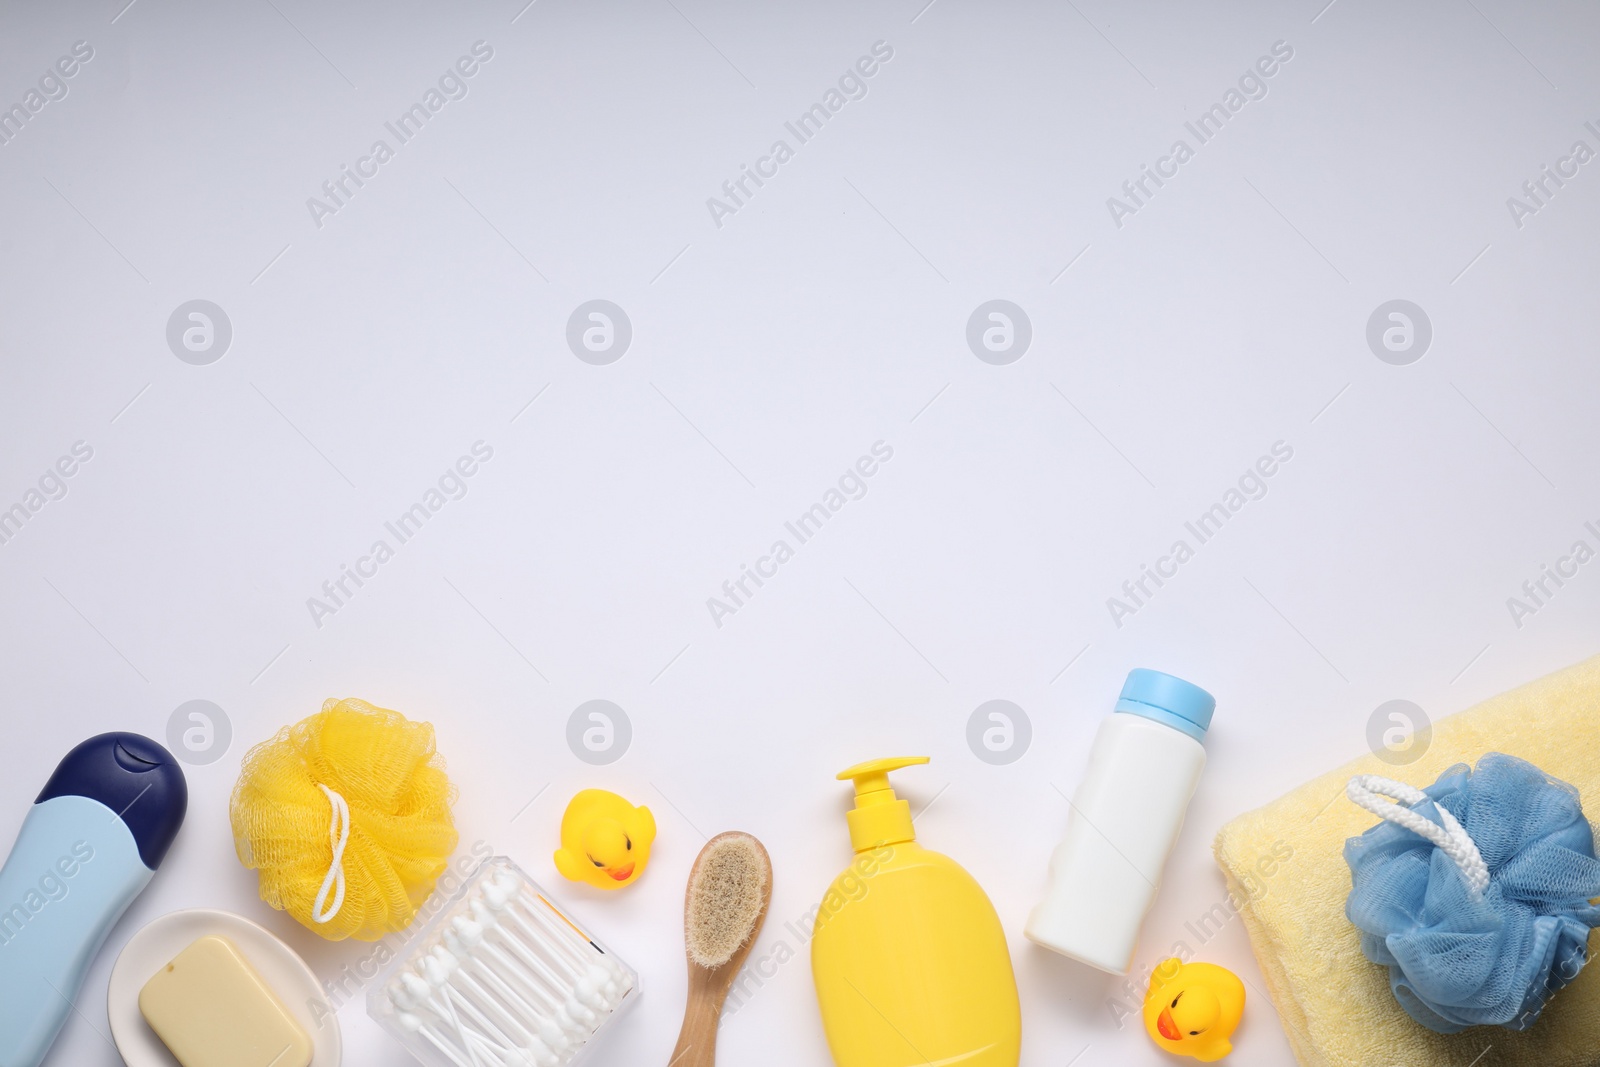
[1026,669,1214,975]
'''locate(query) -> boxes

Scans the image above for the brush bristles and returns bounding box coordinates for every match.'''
[686,834,769,968]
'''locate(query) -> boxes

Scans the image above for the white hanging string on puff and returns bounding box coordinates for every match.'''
[1346,773,1490,898]
[312,784,351,923]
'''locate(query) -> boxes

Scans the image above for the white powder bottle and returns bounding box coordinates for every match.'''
[1025,669,1215,975]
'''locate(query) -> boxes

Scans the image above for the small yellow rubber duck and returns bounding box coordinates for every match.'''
[553,789,655,890]
[1143,958,1246,1062]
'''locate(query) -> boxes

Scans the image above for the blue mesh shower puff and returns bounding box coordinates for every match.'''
[1344,752,1600,1034]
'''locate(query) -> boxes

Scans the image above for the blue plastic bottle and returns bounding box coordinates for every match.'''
[0,733,187,1067]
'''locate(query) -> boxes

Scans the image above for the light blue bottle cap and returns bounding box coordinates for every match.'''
[1114,668,1215,742]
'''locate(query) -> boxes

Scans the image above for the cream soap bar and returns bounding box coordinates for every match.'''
[138,935,313,1067]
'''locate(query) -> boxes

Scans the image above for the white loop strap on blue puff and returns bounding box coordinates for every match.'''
[1346,773,1490,897]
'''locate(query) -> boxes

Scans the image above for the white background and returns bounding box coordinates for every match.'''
[2,1,1598,1065]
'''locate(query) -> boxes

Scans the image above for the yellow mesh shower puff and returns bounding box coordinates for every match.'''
[230,697,459,941]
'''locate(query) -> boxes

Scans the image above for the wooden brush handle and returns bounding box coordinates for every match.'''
[670,832,772,1067]
[668,967,729,1067]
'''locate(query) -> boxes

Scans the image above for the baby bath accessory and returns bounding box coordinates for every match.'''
[1212,654,1600,1067]
[553,789,655,891]
[811,757,1020,1067]
[668,831,772,1067]
[230,697,458,940]
[367,855,637,1067]
[108,908,341,1067]
[1344,752,1600,1033]
[1142,958,1246,1062]
[0,732,188,1067]
[1027,669,1216,974]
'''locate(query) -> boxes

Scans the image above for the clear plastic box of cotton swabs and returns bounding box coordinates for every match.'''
[368,855,639,1067]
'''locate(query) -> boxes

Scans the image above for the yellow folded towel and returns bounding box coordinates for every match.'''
[1214,655,1600,1067]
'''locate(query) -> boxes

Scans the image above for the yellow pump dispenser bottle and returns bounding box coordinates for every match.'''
[811,757,1021,1067]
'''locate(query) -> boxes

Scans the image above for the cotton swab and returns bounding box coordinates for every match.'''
[458,908,597,1032]
[370,857,637,1067]
[467,908,608,1023]
[437,936,567,1064]
[443,930,575,1054]
[478,875,627,1008]
[394,975,484,1067]
[400,960,538,1067]
[447,921,582,1034]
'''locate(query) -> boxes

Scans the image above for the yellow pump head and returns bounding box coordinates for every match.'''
[836,756,930,853]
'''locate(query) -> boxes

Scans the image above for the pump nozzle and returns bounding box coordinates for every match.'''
[836,756,930,853]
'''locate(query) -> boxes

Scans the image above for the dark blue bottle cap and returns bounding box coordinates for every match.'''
[35,733,188,869]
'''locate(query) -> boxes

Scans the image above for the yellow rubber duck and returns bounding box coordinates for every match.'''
[1143,958,1246,1062]
[553,789,655,890]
